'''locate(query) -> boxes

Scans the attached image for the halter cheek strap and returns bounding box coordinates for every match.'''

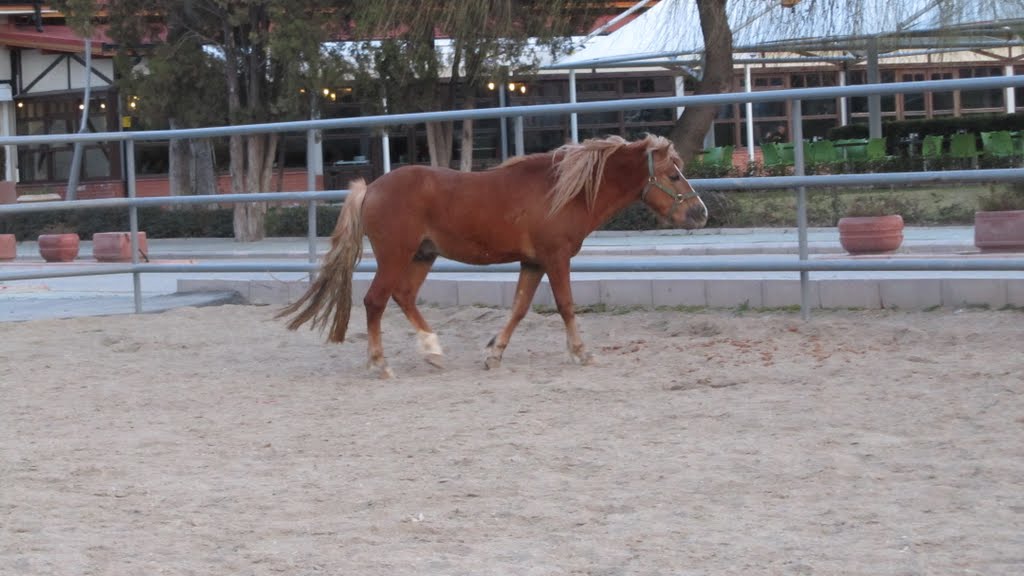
[640,150,700,210]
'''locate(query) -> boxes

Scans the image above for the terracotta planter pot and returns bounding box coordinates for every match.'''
[0,233,15,261]
[838,214,904,255]
[974,210,1024,252]
[38,233,80,262]
[0,181,15,204]
[92,231,148,262]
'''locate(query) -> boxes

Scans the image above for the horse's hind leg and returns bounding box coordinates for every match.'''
[363,259,408,379]
[392,254,444,368]
[485,263,544,370]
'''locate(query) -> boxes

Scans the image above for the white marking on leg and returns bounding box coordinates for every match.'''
[417,331,443,356]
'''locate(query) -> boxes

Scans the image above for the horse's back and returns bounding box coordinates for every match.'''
[358,159,557,264]
[365,160,552,207]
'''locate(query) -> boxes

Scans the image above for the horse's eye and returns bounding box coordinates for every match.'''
[669,173,681,181]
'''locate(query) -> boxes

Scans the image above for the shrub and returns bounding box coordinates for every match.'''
[977,184,1024,212]
[843,194,922,220]
[0,206,235,241]
[828,113,1024,153]
[265,205,342,237]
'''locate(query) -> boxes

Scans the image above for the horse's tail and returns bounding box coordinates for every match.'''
[276,178,368,343]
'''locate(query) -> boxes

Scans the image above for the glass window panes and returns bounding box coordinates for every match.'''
[960,67,1004,109]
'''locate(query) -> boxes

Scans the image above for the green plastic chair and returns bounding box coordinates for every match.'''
[808,140,839,165]
[713,145,734,169]
[779,143,796,166]
[866,138,895,161]
[980,131,1015,158]
[761,142,783,167]
[950,133,979,162]
[838,138,868,162]
[921,135,944,159]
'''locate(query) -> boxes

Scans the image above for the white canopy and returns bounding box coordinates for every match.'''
[550,0,1024,70]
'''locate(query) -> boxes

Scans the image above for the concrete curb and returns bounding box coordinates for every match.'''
[179,274,1024,311]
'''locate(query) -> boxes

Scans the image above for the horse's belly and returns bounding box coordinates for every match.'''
[431,233,532,265]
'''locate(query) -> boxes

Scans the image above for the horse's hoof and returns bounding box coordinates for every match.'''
[425,353,445,369]
[368,361,395,379]
[573,351,596,366]
[484,356,502,370]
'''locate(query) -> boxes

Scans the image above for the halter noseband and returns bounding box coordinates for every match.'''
[640,150,700,210]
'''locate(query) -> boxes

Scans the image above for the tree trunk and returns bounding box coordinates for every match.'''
[223,17,253,242]
[427,35,462,170]
[230,134,254,242]
[232,133,278,242]
[459,100,475,172]
[191,139,217,199]
[168,118,190,199]
[259,133,279,194]
[669,0,734,163]
[426,122,453,168]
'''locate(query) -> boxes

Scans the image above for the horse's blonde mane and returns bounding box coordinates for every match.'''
[546,134,675,215]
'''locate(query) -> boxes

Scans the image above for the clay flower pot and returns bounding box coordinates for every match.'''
[838,214,904,255]
[974,210,1024,252]
[38,233,81,262]
[0,233,15,261]
[92,231,148,262]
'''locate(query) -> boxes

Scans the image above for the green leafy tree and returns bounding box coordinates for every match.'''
[350,1,589,170]
[61,0,355,241]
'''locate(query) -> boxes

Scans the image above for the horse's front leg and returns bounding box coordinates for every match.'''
[485,263,543,370]
[544,259,595,366]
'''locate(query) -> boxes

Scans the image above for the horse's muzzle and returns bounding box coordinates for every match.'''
[683,202,708,229]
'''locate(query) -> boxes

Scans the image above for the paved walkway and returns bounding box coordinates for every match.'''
[2,226,1023,321]
[4,226,982,261]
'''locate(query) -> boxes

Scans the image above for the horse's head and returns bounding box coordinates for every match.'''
[638,140,708,230]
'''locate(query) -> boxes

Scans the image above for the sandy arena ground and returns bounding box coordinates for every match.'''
[1,303,1022,575]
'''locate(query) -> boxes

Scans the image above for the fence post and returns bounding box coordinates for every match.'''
[126,139,142,314]
[569,69,579,144]
[306,128,318,282]
[791,99,811,321]
[499,87,509,160]
[514,116,525,157]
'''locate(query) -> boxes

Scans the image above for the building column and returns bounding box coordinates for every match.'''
[674,75,686,119]
[1007,64,1017,114]
[0,96,16,182]
[866,36,882,140]
[839,69,848,126]
[744,64,754,161]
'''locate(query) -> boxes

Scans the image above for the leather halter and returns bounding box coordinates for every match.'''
[639,150,700,211]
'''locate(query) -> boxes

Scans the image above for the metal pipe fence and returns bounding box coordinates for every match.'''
[2,75,1023,319]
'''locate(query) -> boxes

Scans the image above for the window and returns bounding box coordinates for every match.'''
[575,73,677,144]
[791,72,838,116]
[930,71,955,113]
[849,70,896,117]
[960,67,1004,110]
[15,96,118,183]
[901,73,926,115]
[1016,66,1024,112]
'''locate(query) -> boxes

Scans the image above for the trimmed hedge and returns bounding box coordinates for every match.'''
[0,205,346,241]
[828,113,1024,152]
[264,205,343,237]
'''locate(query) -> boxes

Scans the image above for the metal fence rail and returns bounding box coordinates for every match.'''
[2,74,1024,320]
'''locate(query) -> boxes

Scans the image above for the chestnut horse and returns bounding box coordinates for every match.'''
[278,134,707,377]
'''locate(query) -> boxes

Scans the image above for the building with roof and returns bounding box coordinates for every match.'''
[0,0,1021,202]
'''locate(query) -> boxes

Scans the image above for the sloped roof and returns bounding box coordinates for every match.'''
[549,0,1024,69]
[0,20,115,54]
